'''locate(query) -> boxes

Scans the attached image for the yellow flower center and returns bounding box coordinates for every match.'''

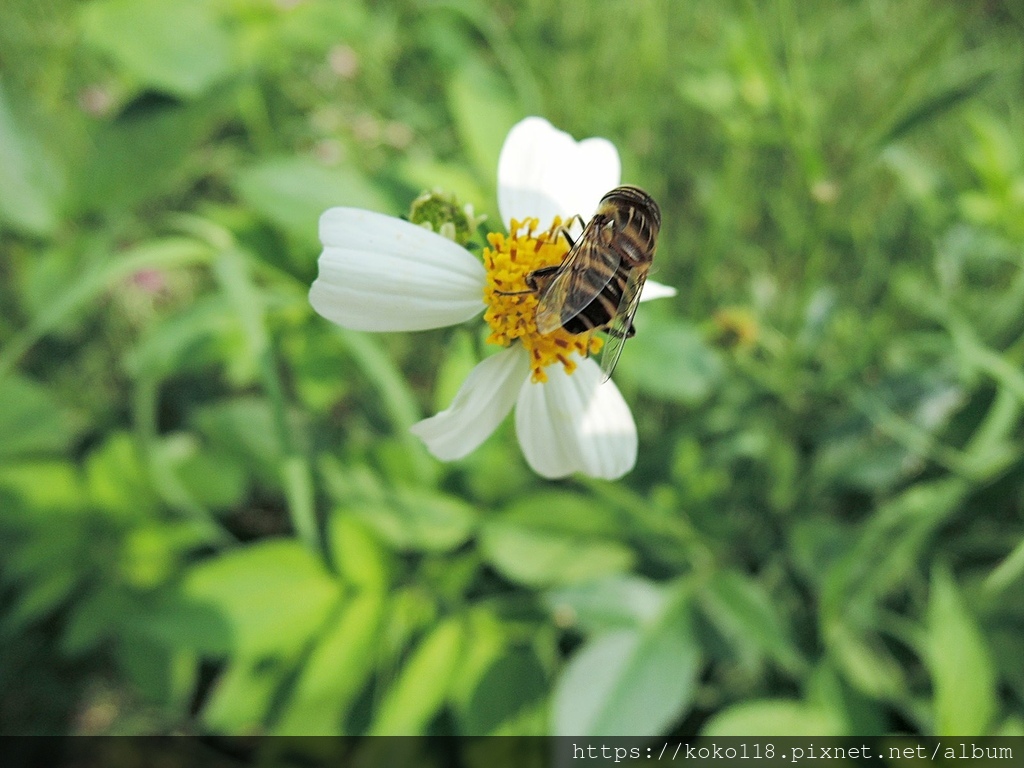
[483,217,602,383]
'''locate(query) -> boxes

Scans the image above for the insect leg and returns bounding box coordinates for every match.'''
[554,214,586,248]
[495,265,561,296]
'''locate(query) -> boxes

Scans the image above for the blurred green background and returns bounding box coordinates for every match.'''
[2,0,1024,739]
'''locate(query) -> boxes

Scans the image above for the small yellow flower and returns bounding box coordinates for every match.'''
[712,307,759,350]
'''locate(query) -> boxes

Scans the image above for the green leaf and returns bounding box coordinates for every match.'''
[0,461,85,515]
[352,488,476,553]
[125,296,234,379]
[180,539,341,658]
[700,570,802,672]
[881,72,994,146]
[328,512,392,590]
[805,662,885,737]
[831,629,907,700]
[84,431,162,519]
[126,592,232,658]
[369,616,465,735]
[544,575,669,633]
[116,634,197,712]
[449,609,518,733]
[120,521,212,589]
[160,435,248,511]
[619,320,723,404]
[1,236,213,379]
[62,586,130,656]
[928,566,996,735]
[201,657,287,733]
[480,520,635,588]
[446,56,519,184]
[702,700,845,737]
[499,491,626,537]
[191,397,285,484]
[552,587,698,736]
[76,97,219,213]
[274,591,387,735]
[0,375,79,459]
[3,567,80,632]
[821,478,968,625]
[80,0,232,97]
[460,647,548,735]
[234,156,392,242]
[0,83,64,235]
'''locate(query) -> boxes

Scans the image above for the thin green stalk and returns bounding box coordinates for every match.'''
[212,249,320,555]
[133,374,234,544]
[337,328,436,487]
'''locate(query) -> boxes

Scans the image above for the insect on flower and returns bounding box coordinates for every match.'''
[309,117,677,479]
[514,185,661,380]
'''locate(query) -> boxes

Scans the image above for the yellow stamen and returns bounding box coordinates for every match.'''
[483,217,602,383]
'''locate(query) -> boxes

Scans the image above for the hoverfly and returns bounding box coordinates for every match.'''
[528,185,661,380]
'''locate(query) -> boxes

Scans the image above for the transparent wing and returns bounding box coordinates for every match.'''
[534,229,620,334]
[599,268,648,381]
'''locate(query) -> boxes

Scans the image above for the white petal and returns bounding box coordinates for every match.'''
[497,117,621,226]
[310,208,486,332]
[410,346,530,461]
[639,279,677,302]
[515,356,637,480]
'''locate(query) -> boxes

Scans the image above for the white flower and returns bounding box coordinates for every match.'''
[309,117,676,480]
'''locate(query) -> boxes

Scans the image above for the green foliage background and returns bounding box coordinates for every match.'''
[2,0,1024,738]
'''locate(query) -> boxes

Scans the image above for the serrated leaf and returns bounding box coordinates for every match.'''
[329,512,392,590]
[351,488,476,553]
[831,629,907,700]
[702,700,844,737]
[180,539,341,658]
[369,616,465,735]
[701,570,802,672]
[544,575,669,633]
[552,587,698,736]
[201,657,286,733]
[274,590,387,735]
[84,431,162,519]
[928,566,996,735]
[460,647,547,735]
[481,521,634,588]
